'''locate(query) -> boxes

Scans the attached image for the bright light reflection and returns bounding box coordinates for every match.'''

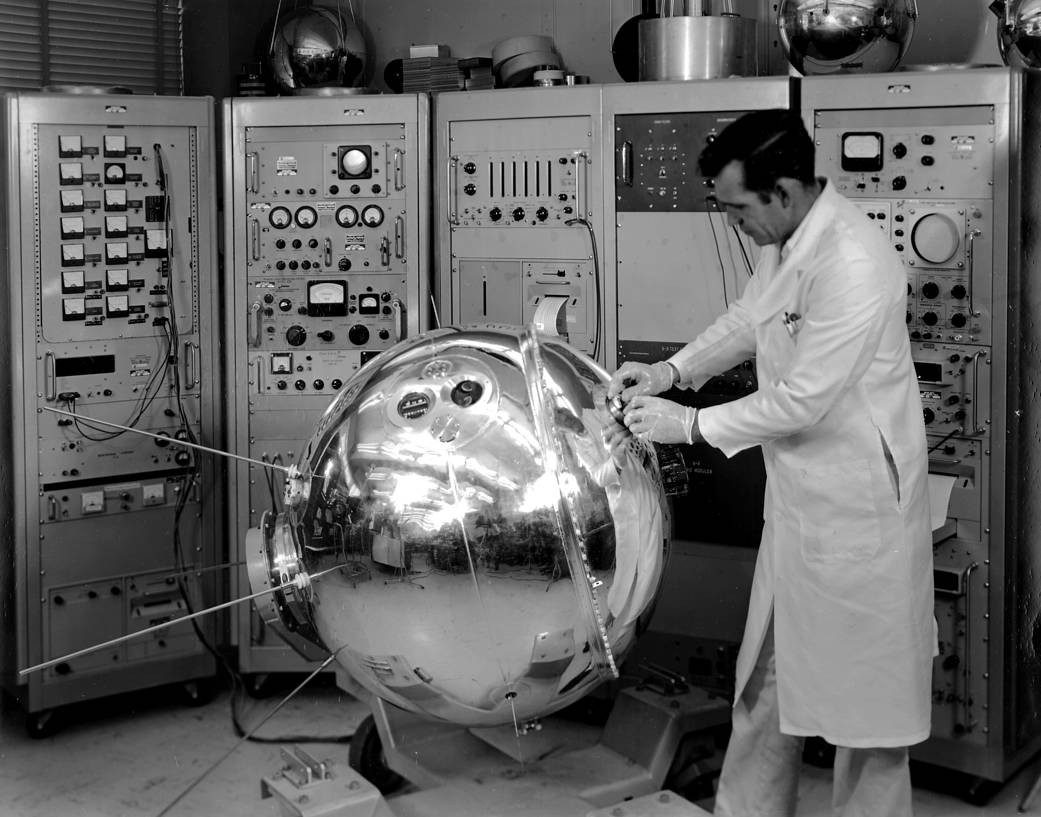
[516,471,559,514]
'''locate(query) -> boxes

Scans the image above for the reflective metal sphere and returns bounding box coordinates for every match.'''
[267,6,367,93]
[777,0,918,75]
[997,0,1041,68]
[248,326,670,727]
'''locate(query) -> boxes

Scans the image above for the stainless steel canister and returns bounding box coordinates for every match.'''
[638,15,758,80]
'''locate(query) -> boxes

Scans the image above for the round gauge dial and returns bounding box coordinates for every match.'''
[269,206,292,229]
[361,205,385,228]
[104,164,125,183]
[335,205,359,228]
[295,206,318,229]
[341,149,369,177]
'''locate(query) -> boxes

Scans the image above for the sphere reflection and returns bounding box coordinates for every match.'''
[777,0,918,75]
[997,0,1041,69]
[248,326,670,727]
[267,6,368,93]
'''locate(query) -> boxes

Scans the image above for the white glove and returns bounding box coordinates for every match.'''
[623,395,697,444]
[608,361,676,403]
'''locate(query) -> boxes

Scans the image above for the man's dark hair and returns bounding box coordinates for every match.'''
[697,109,815,197]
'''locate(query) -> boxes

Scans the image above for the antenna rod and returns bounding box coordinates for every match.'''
[40,405,297,475]
[20,563,345,677]
[19,585,279,677]
[156,650,341,817]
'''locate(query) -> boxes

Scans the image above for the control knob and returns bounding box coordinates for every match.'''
[286,325,307,346]
[348,325,370,345]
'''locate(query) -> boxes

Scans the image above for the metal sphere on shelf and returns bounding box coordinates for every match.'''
[247,326,670,728]
[777,0,918,75]
[267,5,367,93]
[996,0,1041,69]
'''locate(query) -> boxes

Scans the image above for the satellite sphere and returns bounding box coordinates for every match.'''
[997,0,1041,69]
[267,6,368,93]
[248,326,670,727]
[777,0,918,75]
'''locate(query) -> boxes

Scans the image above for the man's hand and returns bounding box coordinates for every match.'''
[623,395,698,444]
[607,361,675,402]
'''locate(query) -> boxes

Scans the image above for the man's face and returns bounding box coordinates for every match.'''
[711,160,790,247]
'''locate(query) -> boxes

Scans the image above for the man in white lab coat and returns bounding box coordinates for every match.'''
[606,109,934,816]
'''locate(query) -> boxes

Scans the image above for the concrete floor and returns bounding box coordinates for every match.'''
[2,676,1041,817]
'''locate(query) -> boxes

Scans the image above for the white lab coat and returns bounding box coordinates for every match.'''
[668,180,934,747]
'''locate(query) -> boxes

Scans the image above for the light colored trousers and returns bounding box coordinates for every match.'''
[713,620,913,817]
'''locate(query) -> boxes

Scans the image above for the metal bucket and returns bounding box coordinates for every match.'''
[638,16,758,80]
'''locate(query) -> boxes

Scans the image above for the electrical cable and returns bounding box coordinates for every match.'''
[705,204,731,310]
[927,426,963,453]
[732,225,755,277]
[150,144,354,747]
[565,216,602,362]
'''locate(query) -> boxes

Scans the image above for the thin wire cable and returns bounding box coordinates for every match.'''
[268,0,284,56]
[705,204,731,310]
[155,651,343,817]
[731,224,754,277]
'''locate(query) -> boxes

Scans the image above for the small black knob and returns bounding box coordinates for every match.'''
[950,313,967,329]
[294,379,306,390]
[951,284,966,299]
[892,142,908,159]
[512,207,525,221]
[922,311,939,326]
[331,379,343,390]
[892,176,907,191]
[464,183,476,196]
[923,408,935,424]
[313,379,325,390]
[276,380,287,390]
[535,207,548,221]
[921,282,940,299]
[348,325,370,345]
[463,161,477,174]
[489,207,502,222]
[317,330,334,341]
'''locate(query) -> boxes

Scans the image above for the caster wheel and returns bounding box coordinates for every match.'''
[963,776,1001,806]
[243,672,275,699]
[802,736,836,769]
[25,708,62,739]
[348,714,405,795]
[180,677,218,707]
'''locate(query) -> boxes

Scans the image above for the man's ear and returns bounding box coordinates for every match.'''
[773,177,799,207]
